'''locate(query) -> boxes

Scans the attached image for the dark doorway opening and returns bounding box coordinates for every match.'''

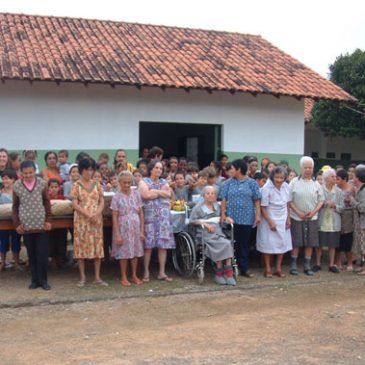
[139,122,222,168]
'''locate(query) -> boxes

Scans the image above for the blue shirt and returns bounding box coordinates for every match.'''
[219,177,261,225]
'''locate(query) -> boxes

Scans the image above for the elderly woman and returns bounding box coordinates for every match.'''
[139,160,175,282]
[313,169,344,273]
[289,156,324,276]
[335,169,356,271]
[220,159,261,278]
[190,186,236,285]
[257,167,292,278]
[350,166,365,275]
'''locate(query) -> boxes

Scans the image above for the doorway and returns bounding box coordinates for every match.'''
[139,122,222,168]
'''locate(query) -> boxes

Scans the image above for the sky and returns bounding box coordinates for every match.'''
[1,0,364,77]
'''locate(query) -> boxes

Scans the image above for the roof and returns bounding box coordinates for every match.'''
[0,13,356,101]
[304,98,315,123]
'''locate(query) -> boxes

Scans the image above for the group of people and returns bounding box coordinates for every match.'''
[0,146,364,290]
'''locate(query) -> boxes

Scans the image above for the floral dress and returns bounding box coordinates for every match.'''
[71,181,104,259]
[142,177,175,249]
[111,190,144,259]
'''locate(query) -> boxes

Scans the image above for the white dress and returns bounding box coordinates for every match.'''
[256,180,292,254]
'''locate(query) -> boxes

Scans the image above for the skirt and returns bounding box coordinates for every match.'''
[319,231,340,248]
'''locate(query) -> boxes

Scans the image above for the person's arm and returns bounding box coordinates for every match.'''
[42,186,52,230]
[139,208,145,241]
[139,180,159,200]
[254,199,261,225]
[112,210,122,245]
[71,184,91,219]
[306,201,324,219]
[12,191,24,234]
[289,202,307,220]
[261,205,276,230]
[286,203,291,229]
[42,169,49,183]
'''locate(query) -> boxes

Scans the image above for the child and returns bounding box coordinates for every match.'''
[106,171,119,193]
[174,171,190,202]
[0,169,22,271]
[9,152,22,179]
[178,157,188,174]
[58,150,71,182]
[48,179,68,269]
[13,160,52,290]
[185,162,199,184]
[93,169,103,185]
[111,171,144,286]
[97,152,109,166]
[136,159,148,177]
[132,169,143,187]
[22,150,39,174]
[98,163,110,184]
[63,164,80,199]
[189,170,208,201]
[254,172,266,188]
[168,156,178,177]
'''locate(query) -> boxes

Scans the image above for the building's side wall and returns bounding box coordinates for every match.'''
[0,81,304,168]
[305,123,365,162]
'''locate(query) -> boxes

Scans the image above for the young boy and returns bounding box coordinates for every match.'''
[253,172,266,189]
[48,179,68,269]
[106,171,119,193]
[58,150,71,182]
[0,169,22,271]
[13,161,52,290]
[189,170,208,200]
[174,171,190,202]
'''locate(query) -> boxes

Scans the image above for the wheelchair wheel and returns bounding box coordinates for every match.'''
[172,232,196,277]
[197,265,204,284]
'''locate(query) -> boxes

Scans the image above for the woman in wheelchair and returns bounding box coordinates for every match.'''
[190,186,236,285]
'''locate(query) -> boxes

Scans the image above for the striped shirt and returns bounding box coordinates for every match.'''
[289,177,324,221]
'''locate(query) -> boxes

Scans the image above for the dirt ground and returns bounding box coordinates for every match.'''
[1,270,365,365]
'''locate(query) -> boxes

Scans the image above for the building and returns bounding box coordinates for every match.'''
[304,99,364,165]
[0,13,355,169]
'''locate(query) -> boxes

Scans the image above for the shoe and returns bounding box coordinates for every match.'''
[41,283,51,290]
[223,267,236,286]
[76,280,86,288]
[329,266,340,274]
[93,279,109,287]
[274,271,286,278]
[304,268,314,276]
[28,282,39,289]
[214,274,227,285]
[290,268,299,276]
[312,265,321,273]
[264,271,273,278]
[241,271,254,278]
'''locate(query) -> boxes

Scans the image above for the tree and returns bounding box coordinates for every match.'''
[312,49,365,138]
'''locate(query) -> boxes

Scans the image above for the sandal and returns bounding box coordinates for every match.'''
[264,271,273,278]
[142,276,150,283]
[357,270,365,276]
[157,275,173,282]
[131,277,143,285]
[76,280,86,288]
[93,279,109,286]
[274,271,286,278]
[120,279,131,287]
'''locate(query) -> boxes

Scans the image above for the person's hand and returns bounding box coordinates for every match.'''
[306,211,315,220]
[286,218,291,230]
[255,215,261,225]
[90,213,99,224]
[140,231,145,241]
[115,234,123,246]
[297,211,308,220]
[269,220,277,231]
[44,222,52,231]
[169,181,176,190]
[161,184,170,192]
[205,224,215,233]
[16,225,25,235]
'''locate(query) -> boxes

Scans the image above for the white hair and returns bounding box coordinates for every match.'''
[356,164,365,171]
[322,168,336,181]
[202,185,217,197]
[117,170,133,181]
[300,156,314,168]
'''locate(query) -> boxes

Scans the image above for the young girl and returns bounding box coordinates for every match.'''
[257,166,292,278]
[13,161,52,290]
[9,152,22,179]
[23,150,39,174]
[111,171,144,286]
[71,158,106,287]
[63,164,80,199]
[0,169,22,271]
[132,169,143,186]
[48,179,68,269]
[42,151,62,185]
[174,171,190,202]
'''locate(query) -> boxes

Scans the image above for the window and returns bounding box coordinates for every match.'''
[326,152,336,159]
[340,153,351,161]
[311,152,319,158]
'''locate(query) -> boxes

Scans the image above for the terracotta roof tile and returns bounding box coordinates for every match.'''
[0,13,355,101]
[304,98,315,123]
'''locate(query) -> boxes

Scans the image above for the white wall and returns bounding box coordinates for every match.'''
[0,80,304,154]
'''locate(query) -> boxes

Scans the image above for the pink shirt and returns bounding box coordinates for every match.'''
[23,179,36,191]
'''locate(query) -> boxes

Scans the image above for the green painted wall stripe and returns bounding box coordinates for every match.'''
[224,152,302,171]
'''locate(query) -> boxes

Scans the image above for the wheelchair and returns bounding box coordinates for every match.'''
[172,213,239,284]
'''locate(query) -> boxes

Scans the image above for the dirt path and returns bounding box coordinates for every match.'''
[1,279,365,365]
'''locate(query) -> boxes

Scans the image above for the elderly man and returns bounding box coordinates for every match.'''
[289,156,324,275]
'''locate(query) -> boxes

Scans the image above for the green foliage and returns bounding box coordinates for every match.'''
[312,49,365,138]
